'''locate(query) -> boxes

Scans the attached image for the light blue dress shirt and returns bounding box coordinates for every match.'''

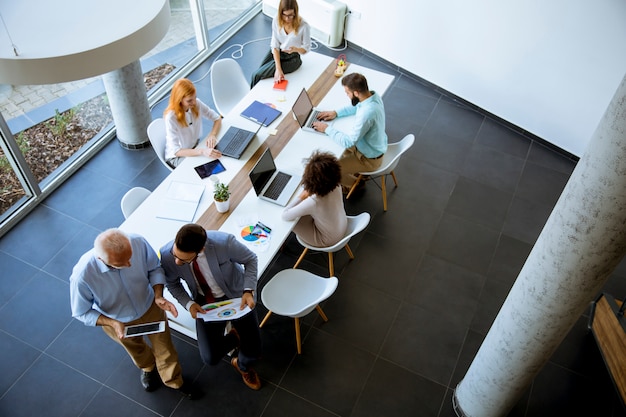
[70,234,166,327]
[324,91,387,158]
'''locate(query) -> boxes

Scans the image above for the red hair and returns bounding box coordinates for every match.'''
[164,78,198,126]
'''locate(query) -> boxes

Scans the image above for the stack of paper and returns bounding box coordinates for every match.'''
[156,181,205,222]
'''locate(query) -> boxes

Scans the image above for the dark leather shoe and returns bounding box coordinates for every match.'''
[140,369,159,392]
[176,381,203,400]
[231,357,261,390]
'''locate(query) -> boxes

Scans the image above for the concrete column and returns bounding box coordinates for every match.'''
[101,60,152,150]
[453,73,626,417]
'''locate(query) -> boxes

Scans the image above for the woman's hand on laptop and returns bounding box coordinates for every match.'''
[205,134,217,149]
[199,148,222,158]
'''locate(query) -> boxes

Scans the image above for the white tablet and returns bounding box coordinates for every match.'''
[124,321,165,337]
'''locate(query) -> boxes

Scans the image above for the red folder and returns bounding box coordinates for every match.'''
[273,79,288,91]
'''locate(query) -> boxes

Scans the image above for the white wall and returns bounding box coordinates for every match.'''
[340,0,626,157]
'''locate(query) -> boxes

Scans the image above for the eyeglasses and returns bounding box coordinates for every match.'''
[171,249,198,264]
[282,12,295,18]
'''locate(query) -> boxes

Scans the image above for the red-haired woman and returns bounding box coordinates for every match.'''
[163,78,222,168]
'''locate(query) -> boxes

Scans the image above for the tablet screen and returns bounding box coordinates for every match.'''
[124,321,165,337]
[194,159,226,179]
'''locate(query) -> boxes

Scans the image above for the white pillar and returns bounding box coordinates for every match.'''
[101,60,153,149]
[453,73,626,416]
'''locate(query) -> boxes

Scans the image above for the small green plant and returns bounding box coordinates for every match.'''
[46,108,75,137]
[213,182,230,202]
[0,132,30,172]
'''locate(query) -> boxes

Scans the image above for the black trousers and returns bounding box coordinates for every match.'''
[250,50,302,88]
[195,307,262,371]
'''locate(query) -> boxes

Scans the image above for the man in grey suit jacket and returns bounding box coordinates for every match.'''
[160,223,262,390]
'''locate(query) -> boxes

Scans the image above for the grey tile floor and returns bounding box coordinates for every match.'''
[1,12,626,417]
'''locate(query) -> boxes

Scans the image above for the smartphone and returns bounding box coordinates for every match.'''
[124,321,166,337]
[194,159,226,179]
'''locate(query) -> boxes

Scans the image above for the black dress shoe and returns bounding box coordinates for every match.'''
[141,369,160,392]
[176,381,203,400]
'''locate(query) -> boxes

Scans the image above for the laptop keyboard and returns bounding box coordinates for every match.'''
[305,110,321,128]
[263,172,291,200]
[221,130,249,155]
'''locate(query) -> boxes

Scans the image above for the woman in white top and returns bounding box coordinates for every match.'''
[163,78,222,168]
[250,0,311,88]
[282,151,348,247]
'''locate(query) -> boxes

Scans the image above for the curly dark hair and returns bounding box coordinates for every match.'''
[301,151,342,197]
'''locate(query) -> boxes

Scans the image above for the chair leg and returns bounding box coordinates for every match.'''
[345,174,364,199]
[391,170,399,187]
[344,243,355,260]
[294,317,302,354]
[328,252,334,277]
[260,310,273,327]
[293,247,309,269]
[315,305,329,322]
[382,173,388,211]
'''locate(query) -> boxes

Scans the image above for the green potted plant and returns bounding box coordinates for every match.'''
[213,182,230,213]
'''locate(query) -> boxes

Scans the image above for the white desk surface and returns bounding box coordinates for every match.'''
[120,52,394,337]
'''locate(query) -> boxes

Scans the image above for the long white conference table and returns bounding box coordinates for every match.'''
[120,52,394,338]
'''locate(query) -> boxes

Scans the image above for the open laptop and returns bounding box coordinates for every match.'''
[291,88,327,134]
[215,121,263,159]
[248,148,301,206]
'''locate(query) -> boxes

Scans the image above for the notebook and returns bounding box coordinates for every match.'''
[248,148,301,206]
[215,121,263,159]
[240,100,281,126]
[291,88,327,134]
[273,79,288,91]
[156,181,205,222]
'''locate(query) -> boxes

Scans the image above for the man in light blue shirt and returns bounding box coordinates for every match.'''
[70,228,199,399]
[312,72,387,191]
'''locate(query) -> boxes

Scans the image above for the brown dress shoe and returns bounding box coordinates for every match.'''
[231,357,261,390]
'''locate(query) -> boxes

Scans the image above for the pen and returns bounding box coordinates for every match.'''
[202,300,233,310]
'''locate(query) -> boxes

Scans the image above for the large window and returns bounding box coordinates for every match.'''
[0,0,261,237]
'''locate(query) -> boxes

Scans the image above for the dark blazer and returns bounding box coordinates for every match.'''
[160,231,258,308]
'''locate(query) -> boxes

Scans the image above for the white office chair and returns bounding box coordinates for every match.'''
[259,269,339,354]
[121,187,151,219]
[293,212,371,277]
[147,118,173,171]
[210,58,249,116]
[346,134,415,211]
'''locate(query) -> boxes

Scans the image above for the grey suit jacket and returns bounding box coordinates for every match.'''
[160,231,258,308]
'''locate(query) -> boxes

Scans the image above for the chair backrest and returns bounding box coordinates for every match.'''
[147,118,173,171]
[210,58,249,116]
[380,133,415,174]
[121,187,152,219]
[365,133,415,176]
[261,269,339,317]
[326,212,371,251]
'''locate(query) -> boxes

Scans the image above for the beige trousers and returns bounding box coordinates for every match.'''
[339,146,384,188]
[101,302,183,389]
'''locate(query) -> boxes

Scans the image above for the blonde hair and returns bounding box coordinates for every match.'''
[277,0,302,33]
[164,78,198,127]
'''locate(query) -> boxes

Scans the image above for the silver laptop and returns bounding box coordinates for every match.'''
[215,121,263,159]
[291,88,328,134]
[248,148,301,206]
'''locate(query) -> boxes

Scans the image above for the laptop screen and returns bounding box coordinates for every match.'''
[249,149,276,195]
[292,88,314,127]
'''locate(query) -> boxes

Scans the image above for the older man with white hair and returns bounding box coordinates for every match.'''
[69,228,200,399]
